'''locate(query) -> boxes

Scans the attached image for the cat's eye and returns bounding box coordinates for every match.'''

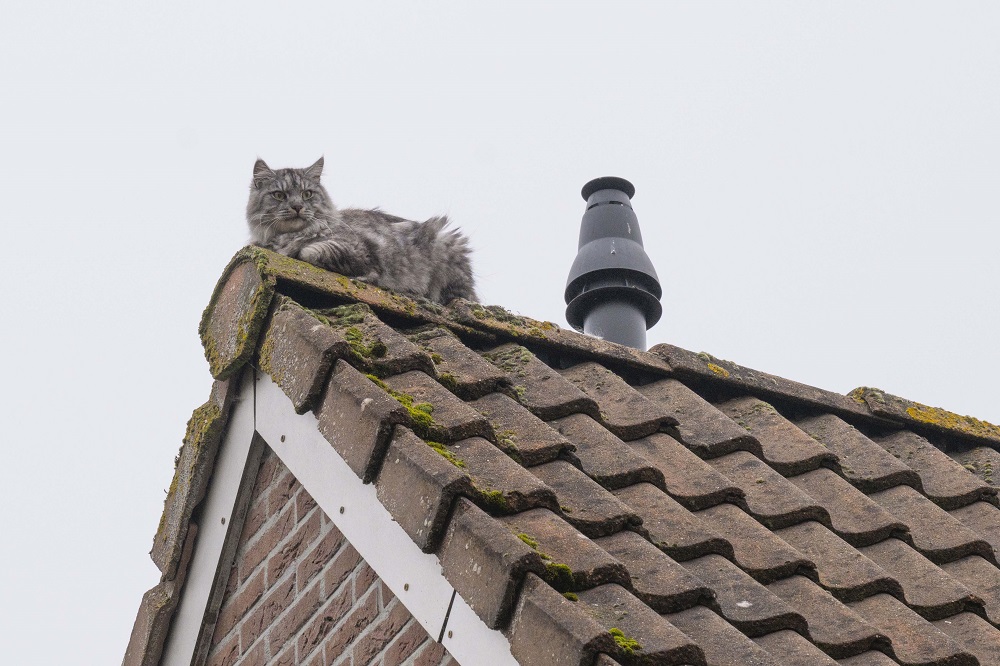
[302,190,313,200]
[270,191,286,201]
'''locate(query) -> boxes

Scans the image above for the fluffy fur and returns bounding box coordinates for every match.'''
[247,157,477,304]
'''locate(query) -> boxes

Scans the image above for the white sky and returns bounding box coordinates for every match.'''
[1,3,998,664]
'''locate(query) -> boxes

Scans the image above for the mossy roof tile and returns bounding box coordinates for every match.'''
[130,246,1000,666]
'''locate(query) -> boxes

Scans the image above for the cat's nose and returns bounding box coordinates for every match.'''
[291,204,303,213]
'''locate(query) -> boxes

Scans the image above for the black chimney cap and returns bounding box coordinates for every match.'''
[581,176,635,200]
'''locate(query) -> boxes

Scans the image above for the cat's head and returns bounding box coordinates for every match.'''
[246,157,335,242]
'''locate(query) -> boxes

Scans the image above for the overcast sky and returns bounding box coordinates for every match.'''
[2,3,998,664]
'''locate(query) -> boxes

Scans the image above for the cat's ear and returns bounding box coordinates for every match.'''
[305,156,324,181]
[252,158,275,189]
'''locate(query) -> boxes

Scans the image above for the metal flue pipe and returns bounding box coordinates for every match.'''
[564,177,662,350]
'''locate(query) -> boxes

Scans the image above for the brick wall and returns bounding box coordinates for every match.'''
[206,447,456,666]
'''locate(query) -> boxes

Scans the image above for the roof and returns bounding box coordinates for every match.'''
[132,245,1000,666]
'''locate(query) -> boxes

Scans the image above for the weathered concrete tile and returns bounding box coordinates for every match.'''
[626,433,743,511]
[848,594,977,666]
[871,485,995,564]
[796,414,922,493]
[480,343,600,421]
[933,612,1000,666]
[681,554,806,637]
[549,414,665,490]
[500,508,629,592]
[314,360,409,483]
[663,604,781,666]
[437,498,546,629]
[315,303,436,377]
[877,430,997,510]
[471,392,574,466]
[835,652,899,666]
[752,630,838,665]
[407,326,511,400]
[507,573,618,666]
[950,501,1000,560]
[767,575,887,659]
[695,503,814,583]
[374,428,474,552]
[775,522,901,602]
[576,584,705,665]
[638,378,761,459]
[940,555,1000,625]
[529,460,641,538]
[613,483,732,562]
[718,397,836,475]
[381,370,493,442]
[790,468,906,547]
[858,538,981,621]
[708,452,828,529]
[594,530,714,613]
[448,436,560,515]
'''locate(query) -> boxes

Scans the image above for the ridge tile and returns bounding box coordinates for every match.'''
[789,468,907,547]
[594,530,714,613]
[638,378,761,459]
[558,362,678,440]
[625,432,743,511]
[718,397,837,475]
[480,343,600,421]
[707,452,828,529]
[848,594,977,666]
[681,553,807,636]
[695,503,815,583]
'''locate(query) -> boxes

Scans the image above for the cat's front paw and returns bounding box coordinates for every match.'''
[298,244,324,265]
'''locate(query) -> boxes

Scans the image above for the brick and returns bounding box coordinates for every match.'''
[267,580,323,654]
[383,620,431,666]
[323,544,362,596]
[323,589,380,663]
[296,487,318,522]
[212,567,264,645]
[412,640,449,666]
[352,599,413,664]
[297,584,355,658]
[241,504,296,584]
[204,633,239,666]
[240,640,267,666]
[297,524,346,589]
[268,464,298,514]
[354,562,379,602]
[240,575,295,648]
[267,509,322,586]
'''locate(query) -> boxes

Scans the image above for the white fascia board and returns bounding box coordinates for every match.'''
[254,372,518,666]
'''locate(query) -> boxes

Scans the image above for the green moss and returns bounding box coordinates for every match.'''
[609,628,641,656]
[544,562,575,592]
[437,372,459,392]
[344,326,388,360]
[517,532,539,550]
[426,440,466,468]
[319,303,370,327]
[482,345,534,376]
[430,353,444,364]
[562,592,578,602]
[364,374,437,437]
[475,487,509,512]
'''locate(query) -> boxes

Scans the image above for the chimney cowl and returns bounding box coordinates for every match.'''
[565,177,662,350]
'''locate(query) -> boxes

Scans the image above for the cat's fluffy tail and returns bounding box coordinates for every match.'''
[421,215,478,303]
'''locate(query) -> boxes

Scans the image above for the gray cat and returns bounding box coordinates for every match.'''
[247,157,477,304]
